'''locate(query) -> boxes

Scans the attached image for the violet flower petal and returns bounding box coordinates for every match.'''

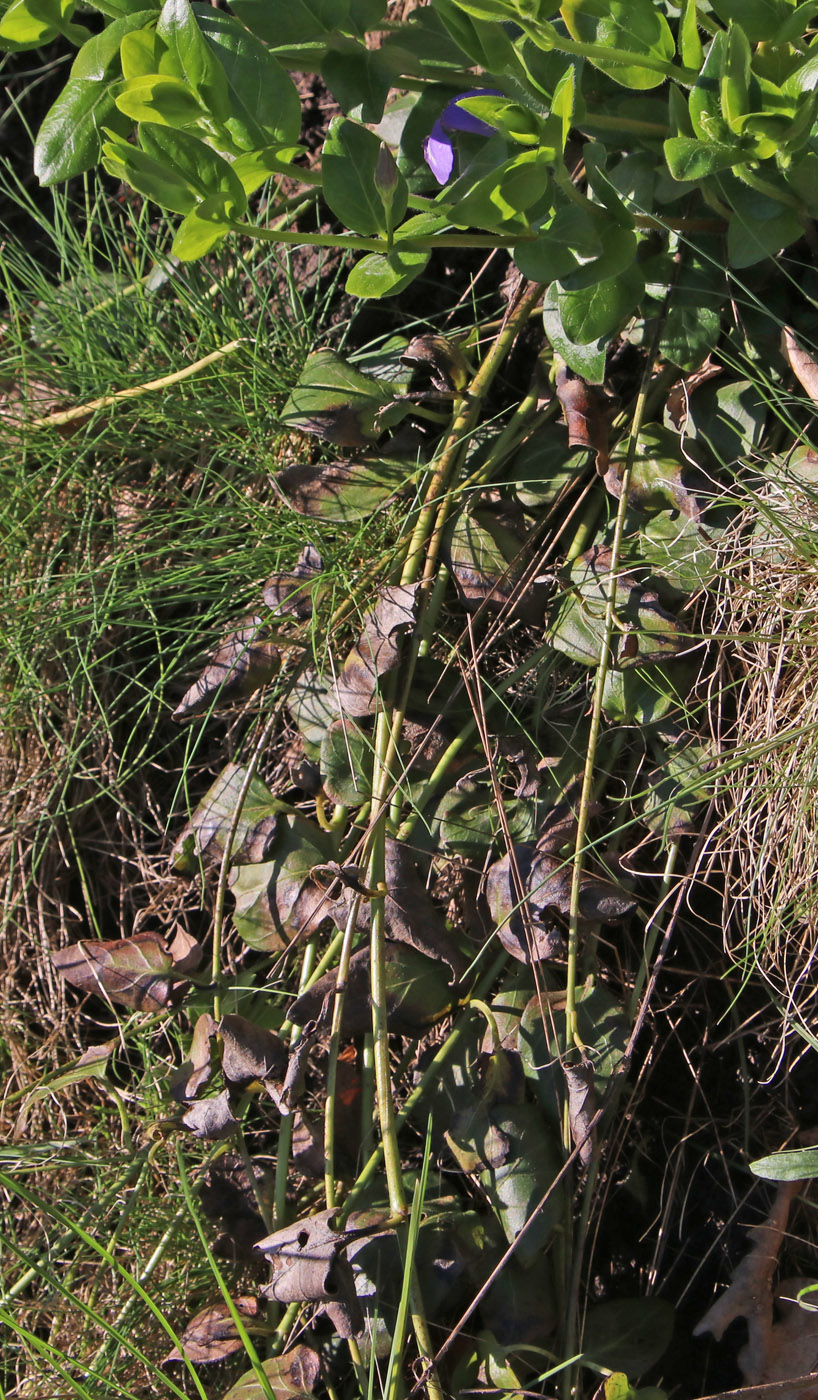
[442,87,503,138]
[424,119,455,185]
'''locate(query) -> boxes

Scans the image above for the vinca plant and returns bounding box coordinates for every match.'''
[4,0,818,375]
[5,2,818,1398]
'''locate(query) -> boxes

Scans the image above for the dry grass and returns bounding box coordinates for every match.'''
[710,460,818,1049]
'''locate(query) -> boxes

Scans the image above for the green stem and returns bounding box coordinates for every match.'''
[324,896,362,1209]
[273,939,316,1232]
[237,222,525,251]
[522,21,700,85]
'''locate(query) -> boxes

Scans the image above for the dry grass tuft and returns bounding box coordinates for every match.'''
[710,462,818,1047]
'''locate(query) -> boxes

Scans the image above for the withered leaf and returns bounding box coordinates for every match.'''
[484,848,565,965]
[333,584,419,717]
[276,457,408,522]
[170,1012,216,1104]
[262,544,323,619]
[256,1209,365,1338]
[665,354,722,430]
[381,838,466,983]
[288,943,454,1036]
[163,1296,259,1365]
[200,1154,269,1262]
[782,326,818,406]
[400,333,471,392]
[222,1346,321,1400]
[292,1109,327,1178]
[172,617,279,721]
[182,1089,238,1140]
[167,927,204,976]
[171,764,287,875]
[527,849,636,926]
[555,361,610,475]
[219,1014,288,1088]
[52,931,177,1012]
[564,1058,595,1167]
[228,814,337,953]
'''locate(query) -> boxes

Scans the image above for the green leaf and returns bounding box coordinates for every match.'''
[323,116,406,236]
[0,0,80,47]
[346,248,429,299]
[660,246,724,369]
[446,147,551,231]
[721,21,751,134]
[456,95,543,145]
[35,77,130,184]
[322,35,394,123]
[138,121,246,210]
[686,377,768,464]
[542,282,607,383]
[558,225,638,293]
[170,763,289,874]
[750,1147,818,1181]
[230,814,336,951]
[196,7,301,148]
[221,1345,321,1400]
[230,0,346,48]
[689,31,730,142]
[727,202,805,268]
[601,663,683,724]
[280,348,395,442]
[102,132,198,214]
[561,0,675,90]
[639,511,718,598]
[479,1105,565,1266]
[710,0,796,43]
[548,547,681,669]
[115,73,205,127]
[557,264,644,345]
[156,0,229,120]
[320,718,373,807]
[514,202,603,285]
[520,981,629,1128]
[171,194,234,259]
[678,0,703,69]
[120,27,166,78]
[663,136,748,181]
[582,1298,675,1375]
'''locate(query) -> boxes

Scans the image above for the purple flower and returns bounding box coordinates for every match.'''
[423,88,503,185]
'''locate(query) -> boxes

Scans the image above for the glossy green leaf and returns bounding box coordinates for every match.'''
[156,0,229,120]
[548,549,682,668]
[138,122,246,212]
[639,510,718,598]
[346,248,429,299]
[322,35,394,122]
[102,133,199,214]
[514,203,603,286]
[642,739,714,843]
[710,0,795,42]
[582,1298,675,1375]
[456,95,542,145]
[115,73,205,128]
[542,282,607,383]
[750,1147,818,1180]
[686,377,768,465]
[727,203,805,268]
[721,21,751,135]
[561,0,675,90]
[601,662,684,724]
[195,7,302,148]
[35,75,131,184]
[172,196,234,259]
[0,0,83,47]
[678,0,703,69]
[120,27,166,78]
[689,31,729,142]
[447,146,551,231]
[323,116,406,236]
[230,0,345,46]
[557,264,644,345]
[558,225,638,293]
[287,671,338,756]
[663,136,749,181]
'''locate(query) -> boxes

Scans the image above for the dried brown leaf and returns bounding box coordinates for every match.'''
[52,932,176,1012]
[219,1014,288,1088]
[170,1012,216,1104]
[333,584,419,717]
[173,616,279,720]
[262,544,323,618]
[164,1297,259,1365]
[527,850,637,925]
[665,355,722,430]
[222,1345,321,1400]
[782,327,818,405]
[695,1178,800,1381]
[555,362,610,474]
[256,1209,365,1338]
[400,333,471,392]
[564,1059,595,1167]
[182,1089,239,1141]
[484,848,565,965]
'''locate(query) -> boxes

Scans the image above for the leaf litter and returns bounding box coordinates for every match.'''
[38,258,814,1400]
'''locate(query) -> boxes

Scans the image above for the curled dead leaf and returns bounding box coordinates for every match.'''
[782,327,818,406]
[51,931,188,1012]
[256,1209,366,1338]
[182,1089,239,1140]
[333,584,419,717]
[172,617,279,721]
[170,1012,216,1104]
[262,544,323,618]
[564,1058,595,1167]
[219,1014,288,1088]
[163,1296,259,1365]
[555,360,610,475]
[401,333,471,392]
